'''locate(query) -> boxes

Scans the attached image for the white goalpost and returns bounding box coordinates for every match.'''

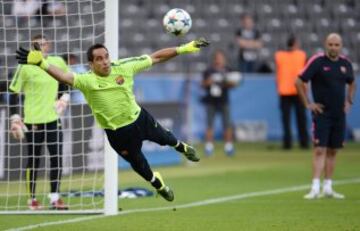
[0,0,118,214]
[104,0,119,216]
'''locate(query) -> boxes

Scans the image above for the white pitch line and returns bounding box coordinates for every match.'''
[6,178,360,231]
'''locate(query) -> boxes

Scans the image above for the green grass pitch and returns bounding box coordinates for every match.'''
[0,142,359,231]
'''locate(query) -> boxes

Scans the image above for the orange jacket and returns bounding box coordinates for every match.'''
[275,49,306,96]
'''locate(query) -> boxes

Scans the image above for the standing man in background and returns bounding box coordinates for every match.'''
[275,36,309,150]
[202,50,237,156]
[296,33,356,199]
[9,34,70,210]
[235,13,263,73]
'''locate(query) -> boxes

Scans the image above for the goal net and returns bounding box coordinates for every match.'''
[0,0,110,214]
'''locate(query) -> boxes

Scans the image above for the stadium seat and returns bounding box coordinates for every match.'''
[1,0,359,78]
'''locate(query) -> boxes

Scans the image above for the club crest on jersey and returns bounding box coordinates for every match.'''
[115,76,125,85]
[340,66,347,74]
[323,66,331,71]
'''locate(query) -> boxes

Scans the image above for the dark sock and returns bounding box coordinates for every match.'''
[151,178,162,189]
[175,142,185,153]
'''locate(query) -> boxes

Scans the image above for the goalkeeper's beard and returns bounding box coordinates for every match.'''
[93,65,111,76]
[103,66,110,74]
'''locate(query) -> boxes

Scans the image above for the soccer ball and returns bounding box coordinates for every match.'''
[163,8,192,36]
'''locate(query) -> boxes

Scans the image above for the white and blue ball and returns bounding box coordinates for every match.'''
[163,8,192,36]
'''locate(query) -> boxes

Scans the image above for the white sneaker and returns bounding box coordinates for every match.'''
[224,142,235,156]
[204,142,214,156]
[322,190,345,199]
[304,190,320,199]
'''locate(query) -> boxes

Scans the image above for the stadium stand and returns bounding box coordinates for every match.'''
[0,0,359,77]
[116,0,360,73]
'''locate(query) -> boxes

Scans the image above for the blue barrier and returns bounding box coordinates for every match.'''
[135,73,360,141]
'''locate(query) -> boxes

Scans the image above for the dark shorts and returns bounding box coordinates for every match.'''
[206,103,231,129]
[312,114,345,149]
[105,108,177,157]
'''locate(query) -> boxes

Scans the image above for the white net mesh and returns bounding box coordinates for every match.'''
[0,0,106,213]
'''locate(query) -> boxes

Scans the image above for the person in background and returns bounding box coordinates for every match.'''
[46,0,66,16]
[202,50,238,156]
[12,0,41,24]
[296,33,356,199]
[9,34,70,210]
[275,36,309,150]
[235,13,263,73]
[62,53,87,74]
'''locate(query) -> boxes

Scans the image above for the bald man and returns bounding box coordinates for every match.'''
[296,33,356,199]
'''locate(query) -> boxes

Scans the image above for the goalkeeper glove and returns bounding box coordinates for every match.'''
[16,43,49,70]
[55,93,70,116]
[10,114,28,140]
[176,37,210,55]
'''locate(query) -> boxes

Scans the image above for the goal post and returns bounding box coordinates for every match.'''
[104,0,119,216]
[0,0,118,215]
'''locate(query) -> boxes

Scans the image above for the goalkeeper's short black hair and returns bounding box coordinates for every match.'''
[31,34,47,41]
[87,44,108,62]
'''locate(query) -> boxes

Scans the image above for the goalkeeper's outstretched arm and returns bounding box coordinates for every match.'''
[47,65,74,86]
[15,45,74,86]
[16,38,209,83]
[150,48,178,64]
[150,37,210,65]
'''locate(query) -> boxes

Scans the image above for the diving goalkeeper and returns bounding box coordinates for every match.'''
[16,38,209,201]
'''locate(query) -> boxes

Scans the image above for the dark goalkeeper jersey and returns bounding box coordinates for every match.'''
[299,53,354,117]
